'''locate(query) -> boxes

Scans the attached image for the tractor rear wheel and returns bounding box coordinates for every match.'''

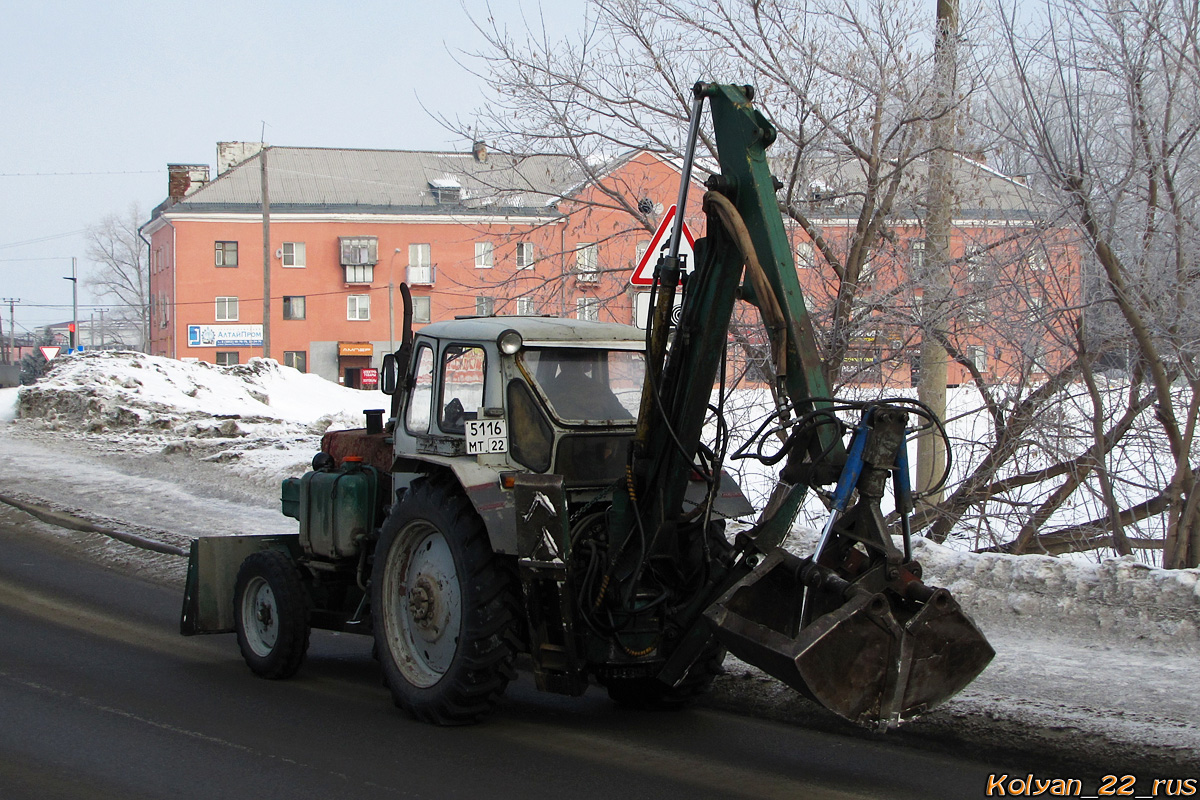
[234,549,311,679]
[371,476,520,724]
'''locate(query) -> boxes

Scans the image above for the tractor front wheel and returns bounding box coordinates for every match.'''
[234,549,311,679]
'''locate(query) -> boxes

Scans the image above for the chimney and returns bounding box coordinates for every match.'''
[472,140,488,163]
[217,141,267,175]
[167,164,211,201]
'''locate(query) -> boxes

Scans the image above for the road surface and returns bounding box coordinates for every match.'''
[0,503,1023,799]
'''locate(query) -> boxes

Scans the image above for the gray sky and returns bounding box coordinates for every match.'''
[0,0,583,336]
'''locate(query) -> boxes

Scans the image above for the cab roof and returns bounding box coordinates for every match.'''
[416,316,646,349]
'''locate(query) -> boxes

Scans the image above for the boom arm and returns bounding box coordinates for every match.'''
[623,83,844,558]
[615,83,992,729]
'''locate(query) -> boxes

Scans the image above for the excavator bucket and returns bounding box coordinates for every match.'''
[705,548,993,729]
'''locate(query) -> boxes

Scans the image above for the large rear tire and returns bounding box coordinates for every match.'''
[234,549,311,679]
[371,476,520,724]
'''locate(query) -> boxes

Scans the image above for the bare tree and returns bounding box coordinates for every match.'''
[985,0,1200,567]
[462,0,1166,566]
[85,203,148,351]
[458,0,1001,375]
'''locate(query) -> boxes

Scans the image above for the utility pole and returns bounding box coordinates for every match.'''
[62,258,78,352]
[1,298,16,364]
[916,0,960,511]
[261,145,272,360]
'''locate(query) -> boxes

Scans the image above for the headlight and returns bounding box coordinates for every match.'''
[497,329,523,355]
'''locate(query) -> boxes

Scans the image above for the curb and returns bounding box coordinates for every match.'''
[0,491,189,557]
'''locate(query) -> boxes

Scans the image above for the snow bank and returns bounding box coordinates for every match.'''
[913,537,1200,647]
[15,351,1200,651]
[15,351,383,486]
[0,387,17,422]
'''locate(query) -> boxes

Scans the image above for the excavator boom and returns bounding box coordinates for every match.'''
[628,83,992,729]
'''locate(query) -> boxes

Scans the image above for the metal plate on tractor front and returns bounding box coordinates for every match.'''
[180,534,300,635]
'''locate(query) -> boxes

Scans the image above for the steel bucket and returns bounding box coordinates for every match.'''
[704,548,994,729]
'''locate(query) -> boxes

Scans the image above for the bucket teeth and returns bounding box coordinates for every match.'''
[704,548,993,729]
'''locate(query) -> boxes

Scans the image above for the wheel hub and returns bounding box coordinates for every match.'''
[256,601,274,629]
[408,574,447,641]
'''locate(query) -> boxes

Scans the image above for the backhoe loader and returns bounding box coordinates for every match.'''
[181,82,992,729]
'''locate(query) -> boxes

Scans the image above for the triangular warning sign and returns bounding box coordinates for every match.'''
[39,346,61,361]
[630,204,697,286]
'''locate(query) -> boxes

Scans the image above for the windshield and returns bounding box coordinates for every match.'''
[520,347,644,423]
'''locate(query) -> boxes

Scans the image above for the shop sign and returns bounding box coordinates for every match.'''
[187,324,263,348]
[338,342,374,356]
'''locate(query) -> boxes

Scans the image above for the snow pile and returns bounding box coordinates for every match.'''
[0,387,17,422]
[912,537,1200,647]
[15,351,383,486]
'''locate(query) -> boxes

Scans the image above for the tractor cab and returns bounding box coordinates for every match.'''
[386,316,646,489]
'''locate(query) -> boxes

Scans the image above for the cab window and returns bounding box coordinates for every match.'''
[439,345,486,433]
[405,344,435,434]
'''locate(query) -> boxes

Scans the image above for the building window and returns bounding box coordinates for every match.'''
[476,296,495,316]
[408,243,433,284]
[635,240,651,268]
[576,297,599,321]
[159,292,170,327]
[412,295,431,324]
[517,297,536,316]
[966,254,989,284]
[215,351,239,366]
[216,296,238,321]
[344,264,374,284]
[910,240,925,274]
[282,242,306,268]
[283,351,307,373]
[967,345,988,372]
[348,294,370,320]
[475,241,494,269]
[964,297,988,325]
[1028,295,1045,323]
[283,295,306,320]
[215,241,238,267]
[796,241,815,269]
[339,236,377,266]
[429,178,462,205]
[516,242,535,270]
[576,243,599,282]
[1027,248,1049,271]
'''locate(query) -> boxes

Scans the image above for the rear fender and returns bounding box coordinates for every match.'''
[391,456,517,555]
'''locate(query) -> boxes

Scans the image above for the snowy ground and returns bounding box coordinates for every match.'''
[1,352,1198,775]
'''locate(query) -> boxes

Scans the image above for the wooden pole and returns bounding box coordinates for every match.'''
[916,0,959,510]
[261,146,271,360]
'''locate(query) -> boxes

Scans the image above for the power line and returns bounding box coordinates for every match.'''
[0,257,81,263]
[0,170,158,177]
[0,230,87,248]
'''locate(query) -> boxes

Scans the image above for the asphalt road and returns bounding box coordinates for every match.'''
[0,504,1010,800]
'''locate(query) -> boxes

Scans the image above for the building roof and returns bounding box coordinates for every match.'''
[153,146,588,219]
[417,316,645,348]
[783,152,1047,222]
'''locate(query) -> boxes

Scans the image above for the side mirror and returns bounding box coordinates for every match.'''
[381,353,399,395]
